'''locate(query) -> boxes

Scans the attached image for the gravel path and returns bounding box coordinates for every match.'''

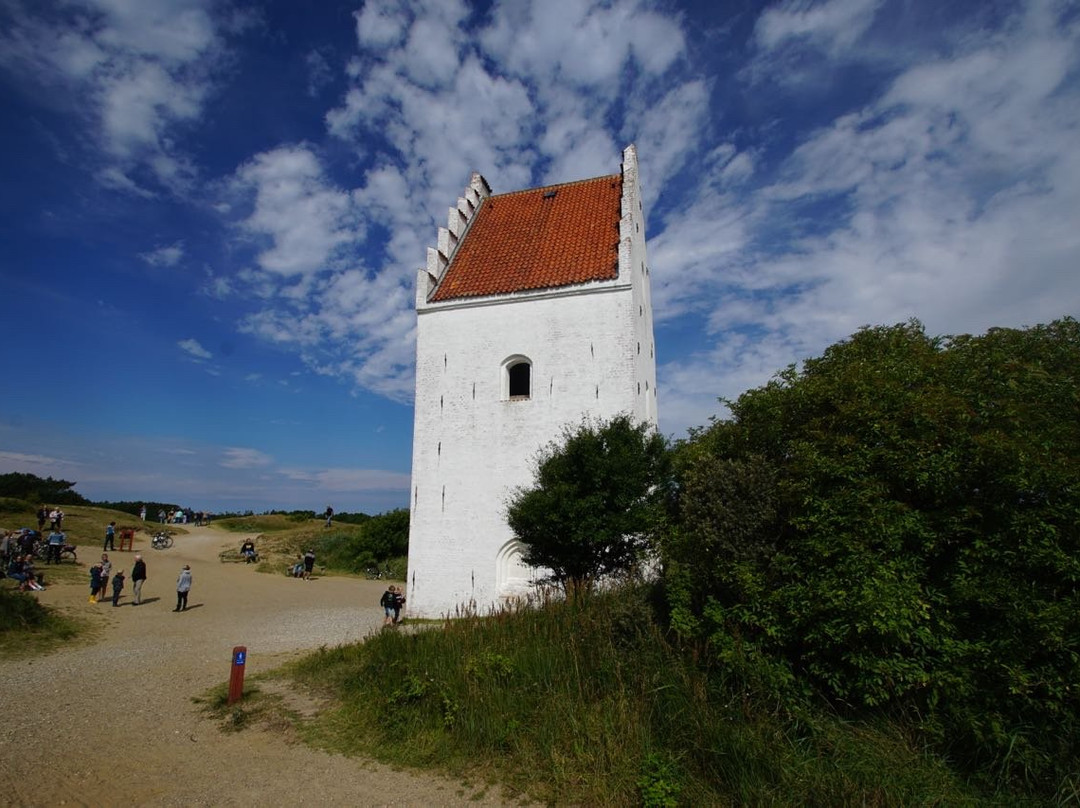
[0,526,522,807]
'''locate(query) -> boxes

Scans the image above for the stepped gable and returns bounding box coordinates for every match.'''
[429,173,622,302]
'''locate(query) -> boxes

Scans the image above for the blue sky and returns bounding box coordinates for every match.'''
[1,0,1078,515]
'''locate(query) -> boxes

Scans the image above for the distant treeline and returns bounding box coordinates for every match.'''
[0,473,90,506]
[0,473,382,524]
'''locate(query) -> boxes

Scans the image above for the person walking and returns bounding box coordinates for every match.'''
[175,565,192,611]
[303,549,316,580]
[324,505,334,528]
[103,521,116,551]
[380,585,397,627]
[131,555,147,605]
[46,528,65,565]
[111,569,125,606]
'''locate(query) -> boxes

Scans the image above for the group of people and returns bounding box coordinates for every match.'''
[3,527,53,589]
[6,553,44,591]
[289,549,317,580]
[380,584,406,626]
[87,551,190,610]
[156,509,210,526]
[88,552,122,604]
[36,506,65,533]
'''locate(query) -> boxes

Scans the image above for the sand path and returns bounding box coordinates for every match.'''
[0,526,518,807]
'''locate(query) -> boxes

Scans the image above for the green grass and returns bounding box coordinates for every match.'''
[282,585,988,807]
[0,584,85,657]
[213,516,406,579]
[1,501,182,550]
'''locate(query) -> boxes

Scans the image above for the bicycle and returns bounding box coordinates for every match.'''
[151,532,174,550]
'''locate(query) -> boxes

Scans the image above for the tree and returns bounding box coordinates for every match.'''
[0,472,89,505]
[506,415,672,598]
[667,318,1080,790]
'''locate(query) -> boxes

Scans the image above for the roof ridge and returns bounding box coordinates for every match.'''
[489,172,620,201]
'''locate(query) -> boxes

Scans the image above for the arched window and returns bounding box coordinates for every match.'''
[502,355,532,401]
[508,362,530,398]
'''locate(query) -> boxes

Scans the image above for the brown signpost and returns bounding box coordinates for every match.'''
[118,527,136,552]
[228,646,247,705]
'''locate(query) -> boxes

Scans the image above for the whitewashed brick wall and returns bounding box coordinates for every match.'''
[406,145,657,618]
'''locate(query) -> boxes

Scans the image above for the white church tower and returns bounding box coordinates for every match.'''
[406,145,658,618]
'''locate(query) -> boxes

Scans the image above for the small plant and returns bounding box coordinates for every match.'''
[464,651,515,682]
[637,753,682,808]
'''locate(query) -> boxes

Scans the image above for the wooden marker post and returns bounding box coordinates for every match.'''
[228,645,247,705]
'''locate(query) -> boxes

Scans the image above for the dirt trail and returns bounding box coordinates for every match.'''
[0,526,519,807]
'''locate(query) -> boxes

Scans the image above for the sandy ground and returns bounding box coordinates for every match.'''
[0,526,524,807]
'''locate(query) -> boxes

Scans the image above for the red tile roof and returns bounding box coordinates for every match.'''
[429,173,622,302]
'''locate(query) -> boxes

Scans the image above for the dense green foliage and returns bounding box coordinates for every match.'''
[311,509,409,573]
[289,587,976,806]
[667,318,1080,794]
[0,472,89,506]
[507,415,672,595]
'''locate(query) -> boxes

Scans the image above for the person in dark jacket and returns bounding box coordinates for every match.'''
[111,569,125,606]
[131,556,147,605]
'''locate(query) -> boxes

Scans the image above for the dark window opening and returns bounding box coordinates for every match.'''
[508,362,531,399]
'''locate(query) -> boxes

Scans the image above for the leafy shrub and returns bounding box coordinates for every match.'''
[668,318,1080,794]
[0,587,49,632]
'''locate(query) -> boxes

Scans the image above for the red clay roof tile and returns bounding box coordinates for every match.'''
[429,173,622,302]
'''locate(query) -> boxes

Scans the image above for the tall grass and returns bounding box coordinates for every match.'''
[0,585,82,657]
[288,585,979,806]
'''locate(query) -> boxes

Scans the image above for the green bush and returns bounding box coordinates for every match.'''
[668,318,1080,795]
[0,586,49,632]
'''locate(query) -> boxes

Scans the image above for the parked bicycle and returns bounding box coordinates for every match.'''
[151,531,174,550]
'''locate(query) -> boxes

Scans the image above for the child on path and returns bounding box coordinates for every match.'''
[89,564,102,603]
[111,569,125,606]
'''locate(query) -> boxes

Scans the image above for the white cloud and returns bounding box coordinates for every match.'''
[0,0,235,195]
[755,0,882,55]
[353,0,411,50]
[278,466,410,491]
[139,241,184,267]
[177,338,212,360]
[0,450,80,470]
[650,0,1080,437]
[220,447,273,469]
[231,146,363,277]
